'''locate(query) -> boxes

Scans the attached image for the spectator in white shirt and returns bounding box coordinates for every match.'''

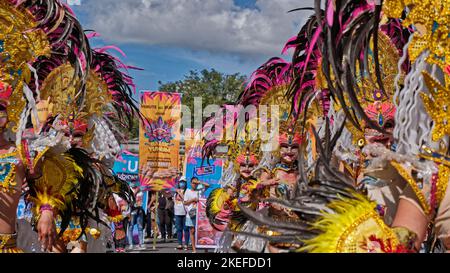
[183,177,209,253]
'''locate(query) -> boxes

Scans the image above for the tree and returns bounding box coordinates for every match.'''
[158,69,247,125]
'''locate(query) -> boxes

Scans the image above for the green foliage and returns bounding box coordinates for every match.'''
[158,69,246,124]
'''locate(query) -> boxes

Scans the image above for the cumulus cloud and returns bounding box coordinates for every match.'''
[78,0,314,57]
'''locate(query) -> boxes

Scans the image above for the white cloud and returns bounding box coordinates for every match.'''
[79,0,314,57]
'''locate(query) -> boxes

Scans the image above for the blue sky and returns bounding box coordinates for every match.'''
[69,0,314,96]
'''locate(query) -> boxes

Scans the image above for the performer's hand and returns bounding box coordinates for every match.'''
[37,210,56,252]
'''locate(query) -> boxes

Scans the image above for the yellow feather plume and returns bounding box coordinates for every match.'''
[207,188,230,217]
[300,193,398,253]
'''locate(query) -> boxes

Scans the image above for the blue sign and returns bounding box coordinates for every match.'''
[185,157,223,198]
[113,154,139,187]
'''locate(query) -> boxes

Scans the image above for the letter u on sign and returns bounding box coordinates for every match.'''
[128,161,139,173]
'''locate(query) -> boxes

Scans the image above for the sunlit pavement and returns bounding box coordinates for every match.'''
[18,219,211,253]
[125,238,209,253]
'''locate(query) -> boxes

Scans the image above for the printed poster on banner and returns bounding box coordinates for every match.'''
[195,198,223,249]
[139,91,181,192]
[113,153,139,187]
[185,156,224,249]
[185,156,223,198]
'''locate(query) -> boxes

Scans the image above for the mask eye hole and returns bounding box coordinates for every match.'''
[384,120,394,129]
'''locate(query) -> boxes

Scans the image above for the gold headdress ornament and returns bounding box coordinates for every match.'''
[226,120,261,171]
[420,72,450,142]
[258,84,304,149]
[0,1,50,132]
[331,31,402,148]
[40,63,111,121]
[39,62,112,139]
[0,2,50,86]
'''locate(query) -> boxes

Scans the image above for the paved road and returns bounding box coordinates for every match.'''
[125,238,210,253]
[17,219,212,253]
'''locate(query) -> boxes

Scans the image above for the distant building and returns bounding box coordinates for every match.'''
[120,138,139,153]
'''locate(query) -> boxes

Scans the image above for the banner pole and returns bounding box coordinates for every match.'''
[153,191,159,250]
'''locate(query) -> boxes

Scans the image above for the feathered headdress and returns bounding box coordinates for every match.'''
[240,58,304,151]
[238,119,416,253]
[90,46,143,130]
[0,0,94,148]
[314,1,412,132]
[0,1,50,133]
[239,57,292,109]
[285,12,329,124]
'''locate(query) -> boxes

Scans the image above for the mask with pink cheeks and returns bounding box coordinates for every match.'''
[364,100,396,147]
[364,101,396,128]
[236,153,259,166]
[278,128,303,147]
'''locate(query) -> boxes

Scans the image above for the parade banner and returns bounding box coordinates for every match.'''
[113,153,140,187]
[139,91,181,191]
[196,198,223,249]
[185,156,224,249]
[185,156,223,198]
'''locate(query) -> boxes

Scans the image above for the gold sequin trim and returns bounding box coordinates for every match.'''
[391,161,431,214]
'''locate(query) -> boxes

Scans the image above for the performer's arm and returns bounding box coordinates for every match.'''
[37,209,56,252]
[392,186,429,252]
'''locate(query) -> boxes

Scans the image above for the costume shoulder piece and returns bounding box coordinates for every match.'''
[301,193,415,253]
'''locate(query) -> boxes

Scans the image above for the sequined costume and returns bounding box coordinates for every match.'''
[238,0,450,253]
[0,0,137,253]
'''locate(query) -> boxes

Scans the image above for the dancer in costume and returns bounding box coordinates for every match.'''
[30,41,139,252]
[1,0,138,253]
[241,0,450,253]
[238,58,309,253]
[0,0,93,253]
[207,140,261,252]
[202,101,263,252]
[310,0,450,252]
